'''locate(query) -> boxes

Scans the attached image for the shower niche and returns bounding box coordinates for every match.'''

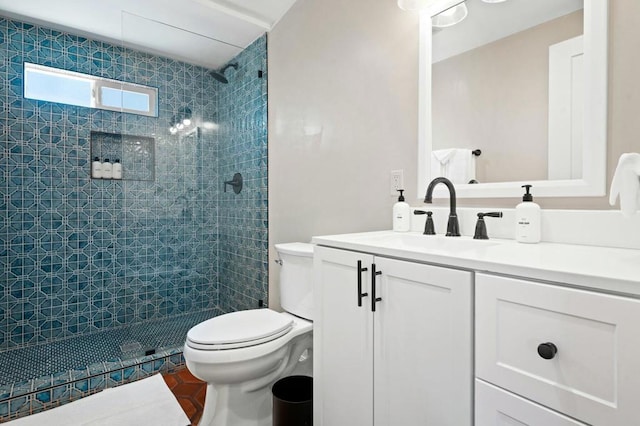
[90,131,156,181]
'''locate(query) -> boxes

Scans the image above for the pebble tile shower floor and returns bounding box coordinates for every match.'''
[0,308,219,421]
[0,308,218,385]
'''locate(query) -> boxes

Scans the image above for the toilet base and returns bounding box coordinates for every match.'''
[197,348,312,426]
[199,382,272,426]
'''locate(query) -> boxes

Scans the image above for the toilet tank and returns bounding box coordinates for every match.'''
[275,242,314,320]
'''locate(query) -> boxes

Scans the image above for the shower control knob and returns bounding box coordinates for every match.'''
[537,342,558,360]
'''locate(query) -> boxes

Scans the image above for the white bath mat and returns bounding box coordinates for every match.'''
[7,374,191,426]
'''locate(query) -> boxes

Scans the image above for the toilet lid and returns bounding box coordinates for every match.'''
[186,309,294,350]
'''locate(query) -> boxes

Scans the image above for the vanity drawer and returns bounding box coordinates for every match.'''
[476,379,587,426]
[476,273,640,426]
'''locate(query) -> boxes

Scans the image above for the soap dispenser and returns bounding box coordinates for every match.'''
[102,158,113,179]
[92,157,102,179]
[515,184,541,243]
[393,189,411,232]
[112,159,122,179]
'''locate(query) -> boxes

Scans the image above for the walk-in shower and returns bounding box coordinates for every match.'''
[0,14,268,421]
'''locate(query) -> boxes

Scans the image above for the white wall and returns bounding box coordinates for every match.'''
[267,0,420,309]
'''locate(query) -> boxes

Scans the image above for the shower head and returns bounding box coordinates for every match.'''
[209,62,239,84]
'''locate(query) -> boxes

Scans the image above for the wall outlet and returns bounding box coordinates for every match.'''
[390,169,404,196]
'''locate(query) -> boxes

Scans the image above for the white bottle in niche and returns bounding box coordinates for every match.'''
[392,189,411,232]
[102,158,113,179]
[92,157,102,179]
[515,184,541,243]
[112,159,122,179]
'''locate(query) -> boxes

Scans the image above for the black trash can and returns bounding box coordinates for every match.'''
[272,375,313,426]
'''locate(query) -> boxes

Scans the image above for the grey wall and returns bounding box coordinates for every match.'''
[266,0,640,309]
[267,0,419,309]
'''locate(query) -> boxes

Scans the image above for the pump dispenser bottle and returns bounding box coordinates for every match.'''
[102,159,112,179]
[393,189,411,232]
[515,184,541,243]
[92,157,102,179]
[112,159,122,179]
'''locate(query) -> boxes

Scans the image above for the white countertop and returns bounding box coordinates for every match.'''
[312,231,640,297]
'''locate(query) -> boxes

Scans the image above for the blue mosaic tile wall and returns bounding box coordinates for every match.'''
[216,37,269,312]
[0,16,269,352]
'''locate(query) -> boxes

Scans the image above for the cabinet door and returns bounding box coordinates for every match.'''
[313,246,374,426]
[373,257,473,426]
[476,379,587,426]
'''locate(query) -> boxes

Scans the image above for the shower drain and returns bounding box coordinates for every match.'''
[120,341,142,353]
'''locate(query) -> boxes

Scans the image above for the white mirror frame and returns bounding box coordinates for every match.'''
[417,0,608,199]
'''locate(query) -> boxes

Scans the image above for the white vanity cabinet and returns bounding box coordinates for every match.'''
[311,228,640,425]
[475,273,640,426]
[313,245,473,426]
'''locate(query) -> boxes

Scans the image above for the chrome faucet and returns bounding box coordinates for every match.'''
[424,177,460,236]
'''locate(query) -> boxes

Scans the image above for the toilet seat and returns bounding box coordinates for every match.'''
[186,309,294,350]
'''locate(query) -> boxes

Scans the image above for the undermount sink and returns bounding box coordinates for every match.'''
[348,231,503,253]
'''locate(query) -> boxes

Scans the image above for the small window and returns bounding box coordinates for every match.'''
[23,66,93,108]
[24,63,158,117]
[96,80,157,116]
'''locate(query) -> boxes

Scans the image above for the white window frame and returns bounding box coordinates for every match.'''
[95,79,158,117]
[24,63,158,117]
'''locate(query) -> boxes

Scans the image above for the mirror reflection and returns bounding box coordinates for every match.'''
[431,0,583,185]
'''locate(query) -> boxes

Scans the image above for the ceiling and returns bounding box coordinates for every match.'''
[0,0,298,69]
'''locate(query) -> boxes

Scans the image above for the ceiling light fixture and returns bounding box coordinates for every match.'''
[397,0,440,11]
[432,2,468,28]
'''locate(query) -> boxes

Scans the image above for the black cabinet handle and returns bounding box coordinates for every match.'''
[357,260,368,307]
[537,342,558,360]
[371,263,382,312]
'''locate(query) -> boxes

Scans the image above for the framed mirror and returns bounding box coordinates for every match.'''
[417,0,608,199]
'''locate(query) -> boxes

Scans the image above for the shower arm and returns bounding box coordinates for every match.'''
[220,63,238,73]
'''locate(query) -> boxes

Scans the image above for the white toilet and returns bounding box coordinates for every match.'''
[183,242,314,426]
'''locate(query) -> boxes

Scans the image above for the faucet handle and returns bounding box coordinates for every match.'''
[473,212,503,240]
[413,210,436,235]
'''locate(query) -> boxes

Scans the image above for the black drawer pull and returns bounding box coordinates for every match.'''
[357,260,368,307]
[537,342,558,360]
